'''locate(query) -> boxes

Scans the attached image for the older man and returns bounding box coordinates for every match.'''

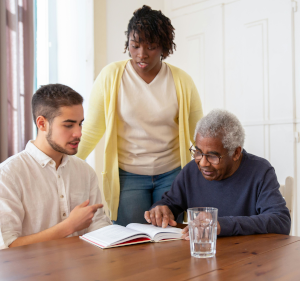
[144,109,291,236]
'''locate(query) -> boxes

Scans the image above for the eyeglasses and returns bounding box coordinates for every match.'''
[189,144,229,165]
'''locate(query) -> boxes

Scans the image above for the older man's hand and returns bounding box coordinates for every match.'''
[181,212,221,240]
[144,206,177,228]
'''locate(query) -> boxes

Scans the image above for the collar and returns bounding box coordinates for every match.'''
[25,140,69,168]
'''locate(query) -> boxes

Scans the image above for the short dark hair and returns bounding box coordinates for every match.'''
[32,84,83,126]
[124,5,176,60]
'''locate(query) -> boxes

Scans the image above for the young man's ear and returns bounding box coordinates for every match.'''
[36,116,48,132]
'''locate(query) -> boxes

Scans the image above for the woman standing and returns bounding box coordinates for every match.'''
[77,6,203,226]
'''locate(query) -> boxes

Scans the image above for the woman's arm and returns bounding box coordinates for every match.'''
[76,74,106,160]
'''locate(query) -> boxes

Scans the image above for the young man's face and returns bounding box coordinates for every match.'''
[46,105,84,155]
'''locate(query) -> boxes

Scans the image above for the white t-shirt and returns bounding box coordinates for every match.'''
[0,141,111,249]
[117,61,181,176]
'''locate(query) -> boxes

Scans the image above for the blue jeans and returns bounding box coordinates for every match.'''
[114,166,182,226]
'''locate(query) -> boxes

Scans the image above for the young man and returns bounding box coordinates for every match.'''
[0,84,111,249]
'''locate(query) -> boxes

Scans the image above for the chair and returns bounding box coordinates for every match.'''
[279,176,294,234]
[279,177,294,214]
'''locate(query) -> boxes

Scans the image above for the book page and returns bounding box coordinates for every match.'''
[126,224,182,241]
[83,225,151,247]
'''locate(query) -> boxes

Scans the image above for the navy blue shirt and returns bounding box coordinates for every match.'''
[151,150,291,236]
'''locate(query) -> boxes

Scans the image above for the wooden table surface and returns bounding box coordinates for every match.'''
[1,233,300,281]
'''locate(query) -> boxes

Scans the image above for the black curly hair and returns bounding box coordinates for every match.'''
[124,5,176,60]
[32,84,83,127]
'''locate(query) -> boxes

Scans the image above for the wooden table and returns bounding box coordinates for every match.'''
[1,233,300,281]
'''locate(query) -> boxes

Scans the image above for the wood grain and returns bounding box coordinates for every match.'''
[194,240,300,281]
[0,234,299,281]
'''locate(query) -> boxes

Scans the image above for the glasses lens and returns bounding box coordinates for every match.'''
[207,155,219,164]
[194,150,202,159]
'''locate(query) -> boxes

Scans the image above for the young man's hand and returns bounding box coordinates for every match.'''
[66,199,103,233]
[9,199,103,248]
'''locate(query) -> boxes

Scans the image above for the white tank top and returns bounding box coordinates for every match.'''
[117,61,181,175]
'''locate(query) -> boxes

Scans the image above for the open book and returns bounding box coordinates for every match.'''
[80,223,183,249]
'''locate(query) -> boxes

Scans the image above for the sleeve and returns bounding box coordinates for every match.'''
[76,72,106,160]
[218,168,291,236]
[0,171,24,249]
[87,170,112,232]
[150,168,188,219]
[188,79,203,142]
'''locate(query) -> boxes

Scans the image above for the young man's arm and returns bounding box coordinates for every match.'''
[145,166,189,227]
[9,199,102,248]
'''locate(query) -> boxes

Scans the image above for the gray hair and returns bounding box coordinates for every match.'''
[194,109,245,155]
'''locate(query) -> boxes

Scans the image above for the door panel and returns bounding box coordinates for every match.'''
[165,0,298,234]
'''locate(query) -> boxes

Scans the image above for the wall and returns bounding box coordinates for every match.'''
[36,0,94,108]
[164,0,300,235]
[55,0,94,107]
[294,0,300,236]
[92,0,107,215]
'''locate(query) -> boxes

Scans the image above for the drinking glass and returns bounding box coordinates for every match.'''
[187,207,218,258]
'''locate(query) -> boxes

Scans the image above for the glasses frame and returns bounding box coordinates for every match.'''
[189,144,229,165]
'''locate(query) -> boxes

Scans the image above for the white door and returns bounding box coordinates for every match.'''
[165,0,299,235]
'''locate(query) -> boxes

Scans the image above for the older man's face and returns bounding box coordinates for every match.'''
[195,134,241,181]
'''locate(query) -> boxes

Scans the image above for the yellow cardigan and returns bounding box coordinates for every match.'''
[76,59,203,220]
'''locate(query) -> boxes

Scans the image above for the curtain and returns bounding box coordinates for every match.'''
[0,0,34,163]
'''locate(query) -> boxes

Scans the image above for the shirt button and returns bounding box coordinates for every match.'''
[60,195,64,198]
[42,164,45,167]
[63,213,66,217]
[58,175,60,178]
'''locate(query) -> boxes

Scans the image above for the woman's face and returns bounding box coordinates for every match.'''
[128,31,163,80]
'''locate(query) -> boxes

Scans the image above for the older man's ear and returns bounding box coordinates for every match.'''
[232,147,242,161]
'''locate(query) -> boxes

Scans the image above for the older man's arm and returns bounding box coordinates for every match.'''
[144,168,188,227]
[218,168,291,236]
